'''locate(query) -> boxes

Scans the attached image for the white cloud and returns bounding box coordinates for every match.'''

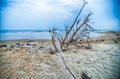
[5,0,83,18]
[2,0,84,30]
[2,0,119,30]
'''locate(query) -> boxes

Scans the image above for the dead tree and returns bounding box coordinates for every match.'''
[50,0,94,50]
[62,1,88,48]
[49,0,94,78]
[65,12,93,48]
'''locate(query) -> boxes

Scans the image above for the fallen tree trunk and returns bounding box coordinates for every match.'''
[49,30,78,79]
[49,0,94,78]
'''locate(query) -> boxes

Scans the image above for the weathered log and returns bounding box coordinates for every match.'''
[50,30,78,79]
[52,36,57,52]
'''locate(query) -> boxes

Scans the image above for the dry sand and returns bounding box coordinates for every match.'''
[0,32,120,79]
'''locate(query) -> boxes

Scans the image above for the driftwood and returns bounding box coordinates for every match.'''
[62,1,87,48]
[50,0,94,50]
[49,0,94,78]
[65,12,93,48]
[49,29,78,79]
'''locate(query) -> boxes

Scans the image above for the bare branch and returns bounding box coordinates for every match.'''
[62,1,87,46]
[65,12,93,47]
[85,23,95,31]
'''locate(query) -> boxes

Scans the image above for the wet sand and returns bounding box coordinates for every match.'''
[0,32,120,79]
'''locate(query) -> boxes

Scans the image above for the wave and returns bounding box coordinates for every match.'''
[0,31,51,40]
[0,30,106,40]
[0,30,49,34]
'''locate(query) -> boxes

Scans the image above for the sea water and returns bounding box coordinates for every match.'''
[0,30,105,40]
[0,30,51,40]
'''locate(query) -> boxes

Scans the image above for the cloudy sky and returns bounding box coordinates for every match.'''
[0,0,120,30]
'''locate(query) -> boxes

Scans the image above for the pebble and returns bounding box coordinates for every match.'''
[16,43,20,45]
[26,43,31,45]
[0,45,7,48]
[10,45,15,48]
[32,44,37,46]
[114,39,119,43]
[39,46,44,50]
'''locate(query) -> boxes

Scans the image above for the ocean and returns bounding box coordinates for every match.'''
[0,30,114,40]
[0,30,51,40]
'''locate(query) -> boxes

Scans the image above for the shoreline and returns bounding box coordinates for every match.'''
[0,30,120,41]
[1,31,118,41]
[0,31,120,79]
[0,31,119,43]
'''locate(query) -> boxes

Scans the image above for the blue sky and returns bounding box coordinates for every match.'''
[0,0,120,30]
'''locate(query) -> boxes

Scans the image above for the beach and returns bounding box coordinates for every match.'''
[0,31,120,79]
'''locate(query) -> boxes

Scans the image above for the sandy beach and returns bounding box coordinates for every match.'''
[0,32,120,79]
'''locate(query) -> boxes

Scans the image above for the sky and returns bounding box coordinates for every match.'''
[0,0,120,30]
